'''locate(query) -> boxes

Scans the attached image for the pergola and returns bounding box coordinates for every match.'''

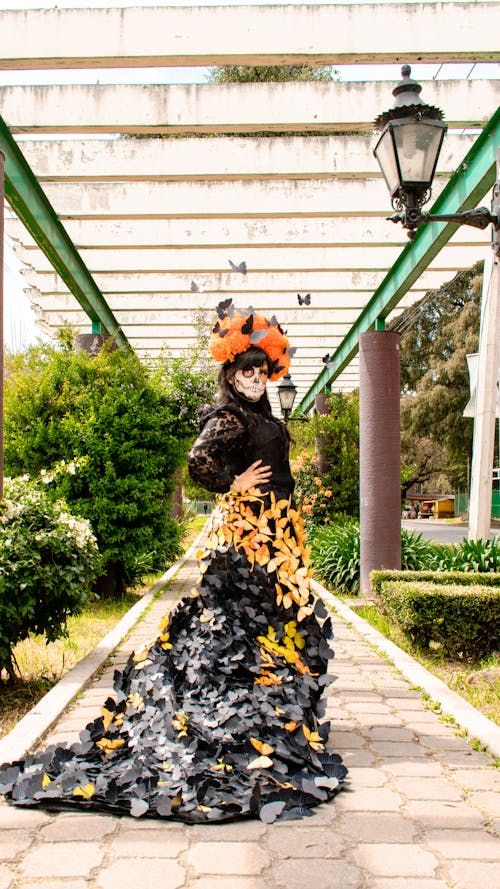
[1,1,499,418]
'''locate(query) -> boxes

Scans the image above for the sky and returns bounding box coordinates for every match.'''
[2,0,498,348]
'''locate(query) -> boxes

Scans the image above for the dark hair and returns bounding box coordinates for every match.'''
[216,347,290,440]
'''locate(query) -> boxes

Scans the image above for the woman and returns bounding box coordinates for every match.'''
[0,301,346,823]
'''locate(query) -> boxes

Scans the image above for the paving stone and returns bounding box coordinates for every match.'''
[347,766,388,787]
[25,882,89,889]
[338,749,376,767]
[384,760,444,778]
[439,750,492,769]
[97,859,186,889]
[416,734,470,752]
[329,730,366,748]
[190,880,268,889]
[370,741,428,757]
[468,790,500,818]
[391,777,464,801]
[338,812,417,843]
[189,821,267,841]
[335,787,403,812]
[352,843,439,877]
[21,840,105,878]
[384,696,425,709]
[359,716,405,729]
[39,813,118,841]
[447,860,500,889]
[0,866,13,889]
[406,800,485,830]
[267,826,345,858]
[273,858,363,889]
[347,703,394,714]
[401,710,446,722]
[186,841,270,875]
[411,721,462,736]
[370,880,449,889]
[365,727,416,742]
[110,828,188,857]
[338,691,384,702]
[0,828,34,860]
[426,828,500,860]
[450,769,500,792]
[0,805,52,829]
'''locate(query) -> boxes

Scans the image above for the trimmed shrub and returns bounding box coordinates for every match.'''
[0,474,101,678]
[371,569,500,595]
[376,579,500,661]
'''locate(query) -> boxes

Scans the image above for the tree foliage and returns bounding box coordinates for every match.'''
[207,65,336,84]
[0,471,101,678]
[4,340,189,594]
[396,263,483,491]
[292,391,359,523]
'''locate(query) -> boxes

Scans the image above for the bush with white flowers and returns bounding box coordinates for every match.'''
[0,471,102,678]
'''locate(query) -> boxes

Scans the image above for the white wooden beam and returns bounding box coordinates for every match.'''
[16,134,476,182]
[13,244,488,274]
[40,178,446,219]
[7,214,487,250]
[2,81,497,134]
[20,268,454,294]
[1,4,497,69]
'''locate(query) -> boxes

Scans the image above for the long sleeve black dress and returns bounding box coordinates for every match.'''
[0,402,346,823]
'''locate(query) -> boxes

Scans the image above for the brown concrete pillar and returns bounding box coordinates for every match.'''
[314,392,330,474]
[359,331,401,596]
[0,150,5,499]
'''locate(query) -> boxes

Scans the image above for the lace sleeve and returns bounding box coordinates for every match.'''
[187,407,248,493]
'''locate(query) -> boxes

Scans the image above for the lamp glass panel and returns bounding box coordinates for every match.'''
[393,121,444,186]
[278,380,296,412]
[373,128,400,196]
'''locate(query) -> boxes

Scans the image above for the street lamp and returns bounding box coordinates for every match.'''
[277,372,297,423]
[373,65,498,241]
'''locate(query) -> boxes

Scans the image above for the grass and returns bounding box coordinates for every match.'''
[0,515,208,740]
[356,603,500,726]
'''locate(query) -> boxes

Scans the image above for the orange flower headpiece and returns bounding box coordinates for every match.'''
[209,299,295,381]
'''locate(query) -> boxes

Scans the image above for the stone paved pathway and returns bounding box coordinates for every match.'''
[0,550,499,889]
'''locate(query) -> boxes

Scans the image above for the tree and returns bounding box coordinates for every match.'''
[395,263,483,490]
[292,391,359,524]
[4,340,188,594]
[207,65,336,84]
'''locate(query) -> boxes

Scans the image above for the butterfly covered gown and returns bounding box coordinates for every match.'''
[0,404,347,823]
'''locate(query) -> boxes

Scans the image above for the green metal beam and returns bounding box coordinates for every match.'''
[299,106,500,412]
[0,115,129,350]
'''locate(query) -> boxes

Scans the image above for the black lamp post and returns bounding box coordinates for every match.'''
[277,372,297,423]
[373,65,499,241]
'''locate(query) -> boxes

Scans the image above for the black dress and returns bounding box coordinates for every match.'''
[0,403,347,823]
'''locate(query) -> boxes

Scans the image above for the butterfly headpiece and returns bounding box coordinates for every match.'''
[209,299,295,381]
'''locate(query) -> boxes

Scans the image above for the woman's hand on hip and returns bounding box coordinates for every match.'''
[232,459,272,492]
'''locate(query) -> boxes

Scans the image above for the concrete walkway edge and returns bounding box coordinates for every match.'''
[312,579,500,758]
[0,528,207,766]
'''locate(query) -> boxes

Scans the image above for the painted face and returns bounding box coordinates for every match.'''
[232,365,268,402]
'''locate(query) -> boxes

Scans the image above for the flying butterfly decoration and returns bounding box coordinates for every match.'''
[297,293,311,306]
[229,260,248,275]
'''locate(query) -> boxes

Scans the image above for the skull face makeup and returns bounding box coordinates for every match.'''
[232,365,268,402]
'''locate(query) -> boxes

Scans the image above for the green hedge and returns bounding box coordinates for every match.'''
[376,579,500,661]
[371,569,500,594]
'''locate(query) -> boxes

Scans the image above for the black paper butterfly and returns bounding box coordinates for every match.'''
[229,260,247,275]
[297,293,311,306]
